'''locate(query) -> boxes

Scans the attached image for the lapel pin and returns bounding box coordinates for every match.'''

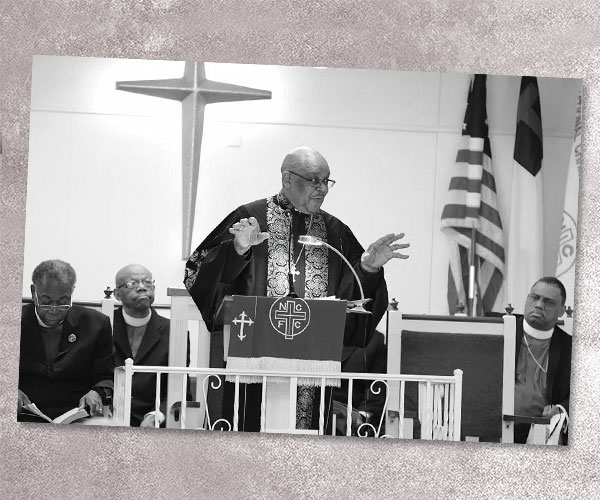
[68,333,77,343]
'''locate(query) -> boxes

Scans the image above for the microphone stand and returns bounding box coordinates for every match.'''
[286,210,298,298]
[298,235,372,314]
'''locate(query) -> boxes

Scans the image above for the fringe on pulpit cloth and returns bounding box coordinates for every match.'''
[225,356,341,386]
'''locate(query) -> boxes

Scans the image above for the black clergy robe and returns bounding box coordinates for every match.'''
[184,193,389,431]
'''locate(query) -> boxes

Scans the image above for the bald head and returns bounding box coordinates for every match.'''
[115,264,152,286]
[281,147,329,175]
[280,147,331,214]
[114,263,155,317]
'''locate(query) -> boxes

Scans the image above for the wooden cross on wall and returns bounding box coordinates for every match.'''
[116,62,271,259]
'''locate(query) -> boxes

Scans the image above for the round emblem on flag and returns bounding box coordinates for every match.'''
[557,210,577,277]
[68,333,77,343]
[269,297,311,340]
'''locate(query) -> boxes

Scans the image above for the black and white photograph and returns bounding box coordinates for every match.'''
[17,55,581,446]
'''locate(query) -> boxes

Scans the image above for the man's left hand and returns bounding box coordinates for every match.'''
[140,414,157,428]
[543,404,561,418]
[361,233,410,273]
[79,390,104,416]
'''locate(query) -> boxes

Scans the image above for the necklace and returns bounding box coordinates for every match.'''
[288,211,314,283]
[523,332,547,374]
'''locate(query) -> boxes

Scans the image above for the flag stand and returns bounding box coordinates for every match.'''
[468,226,477,317]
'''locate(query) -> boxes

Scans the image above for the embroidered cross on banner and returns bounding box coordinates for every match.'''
[232,311,254,341]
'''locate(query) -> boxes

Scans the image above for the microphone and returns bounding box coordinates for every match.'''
[285,209,298,298]
[298,235,372,314]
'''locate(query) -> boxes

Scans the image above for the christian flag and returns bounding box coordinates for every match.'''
[224,295,347,386]
[506,77,544,313]
[556,90,582,309]
[441,75,505,315]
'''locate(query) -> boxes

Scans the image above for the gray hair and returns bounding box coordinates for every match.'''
[32,259,77,292]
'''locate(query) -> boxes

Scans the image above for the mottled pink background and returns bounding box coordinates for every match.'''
[1,1,599,498]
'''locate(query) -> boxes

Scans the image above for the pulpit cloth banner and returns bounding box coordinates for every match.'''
[224,295,347,385]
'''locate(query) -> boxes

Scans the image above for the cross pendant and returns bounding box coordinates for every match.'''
[289,263,301,283]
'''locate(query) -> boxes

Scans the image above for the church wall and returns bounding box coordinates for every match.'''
[23,56,581,317]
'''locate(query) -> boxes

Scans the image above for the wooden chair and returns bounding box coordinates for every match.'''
[386,312,517,443]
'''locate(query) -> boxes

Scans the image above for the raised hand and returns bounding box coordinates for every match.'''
[229,217,270,255]
[361,233,410,273]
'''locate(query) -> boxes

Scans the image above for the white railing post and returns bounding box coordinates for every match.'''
[346,379,353,436]
[167,288,198,428]
[399,380,406,438]
[453,369,463,442]
[112,367,125,425]
[154,372,161,429]
[180,374,188,429]
[233,376,240,432]
[563,314,573,336]
[319,377,326,435]
[443,383,450,440]
[260,376,267,432]
[502,314,516,443]
[424,381,433,440]
[386,311,402,438]
[101,297,116,327]
[113,358,133,426]
[288,377,298,432]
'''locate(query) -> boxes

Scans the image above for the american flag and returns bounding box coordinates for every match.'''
[441,74,505,315]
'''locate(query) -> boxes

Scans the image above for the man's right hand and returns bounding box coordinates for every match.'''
[229,217,269,255]
[17,389,31,414]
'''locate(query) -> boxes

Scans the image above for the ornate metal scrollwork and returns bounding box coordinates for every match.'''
[202,374,228,431]
[354,378,390,438]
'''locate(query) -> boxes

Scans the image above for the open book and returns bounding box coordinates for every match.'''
[21,403,89,424]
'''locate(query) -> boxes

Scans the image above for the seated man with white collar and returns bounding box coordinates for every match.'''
[18,259,114,422]
[112,264,189,427]
[514,276,572,444]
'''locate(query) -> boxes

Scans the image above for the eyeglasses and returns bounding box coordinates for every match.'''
[527,293,558,308]
[116,279,156,289]
[288,171,336,189]
[34,291,71,313]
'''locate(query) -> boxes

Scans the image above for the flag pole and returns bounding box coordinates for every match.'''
[468,226,477,316]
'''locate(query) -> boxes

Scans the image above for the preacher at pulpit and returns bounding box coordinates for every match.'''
[184,146,409,431]
[514,277,572,444]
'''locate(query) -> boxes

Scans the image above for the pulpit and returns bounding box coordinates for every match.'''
[216,295,347,433]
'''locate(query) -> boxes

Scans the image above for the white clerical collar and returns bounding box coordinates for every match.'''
[523,319,554,340]
[34,308,64,328]
[122,309,151,327]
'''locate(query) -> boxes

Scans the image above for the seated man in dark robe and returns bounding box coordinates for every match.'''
[513,276,572,444]
[184,146,409,432]
[17,259,114,422]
